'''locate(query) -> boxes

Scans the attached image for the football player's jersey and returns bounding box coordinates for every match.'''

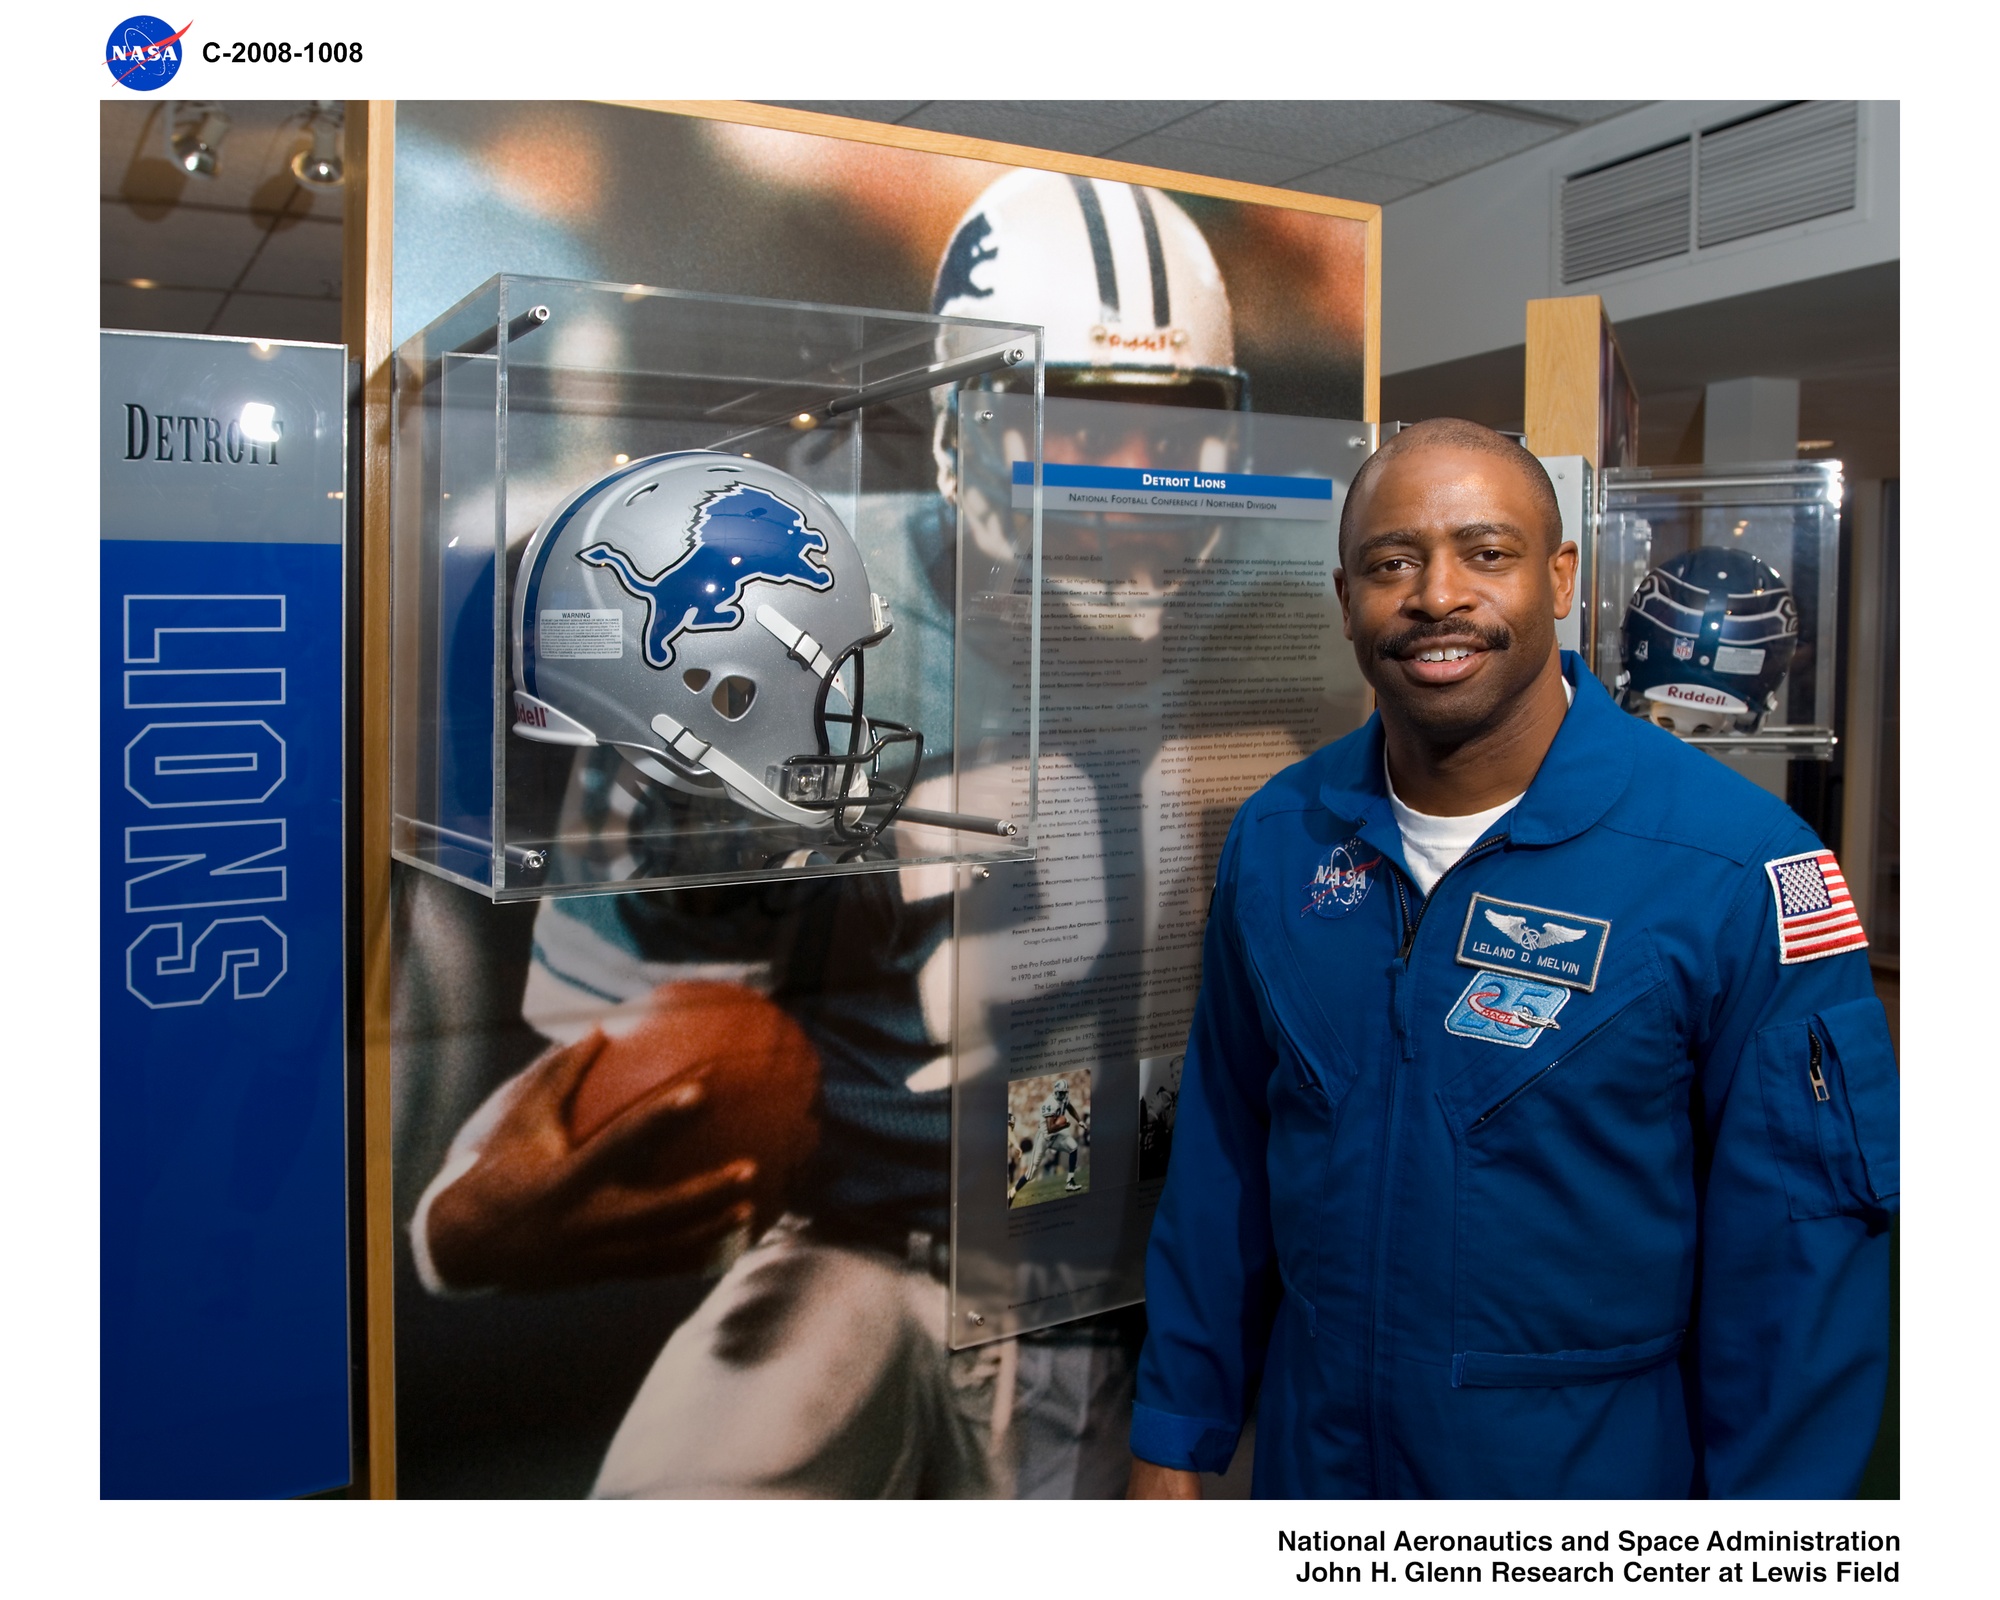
[523,743,954,1238]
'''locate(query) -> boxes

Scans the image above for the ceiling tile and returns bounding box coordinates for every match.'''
[102,200,271,291]
[1487,101,1650,126]
[1147,101,1460,165]
[897,104,1136,156]
[1287,166,1426,205]
[208,293,344,345]
[1009,101,1214,133]
[1080,132,1313,187]
[1345,112,1558,183]
[101,284,225,335]
[761,101,929,125]
[239,217,345,299]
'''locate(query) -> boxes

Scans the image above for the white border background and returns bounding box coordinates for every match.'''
[21,3,1969,1591]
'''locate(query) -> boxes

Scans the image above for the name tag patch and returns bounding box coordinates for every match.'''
[1455,893,1610,991]
[1444,971,1571,1048]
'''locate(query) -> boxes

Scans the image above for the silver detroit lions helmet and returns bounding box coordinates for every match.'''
[511,451,918,841]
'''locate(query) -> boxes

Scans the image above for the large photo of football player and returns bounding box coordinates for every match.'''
[388,102,1371,1498]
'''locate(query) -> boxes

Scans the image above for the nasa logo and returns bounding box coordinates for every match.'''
[578,482,834,670]
[105,16,189,89]
[1303,837,1380,920]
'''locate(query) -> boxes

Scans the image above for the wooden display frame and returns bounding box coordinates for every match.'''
[342,98,1382,1496]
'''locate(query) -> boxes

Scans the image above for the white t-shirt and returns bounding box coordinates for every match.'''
[1387,679,1572,897]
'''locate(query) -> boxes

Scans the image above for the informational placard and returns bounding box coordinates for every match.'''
[100,332,351,1496]
[950,397,1372,1345]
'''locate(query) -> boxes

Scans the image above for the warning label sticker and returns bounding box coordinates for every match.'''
[539,609,623,660]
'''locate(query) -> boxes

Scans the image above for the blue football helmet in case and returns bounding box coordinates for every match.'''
[510,451,918,843]
[1620,545,1799,734]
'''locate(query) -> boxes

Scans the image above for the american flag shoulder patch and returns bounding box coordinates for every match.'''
[1764,848,1868,965]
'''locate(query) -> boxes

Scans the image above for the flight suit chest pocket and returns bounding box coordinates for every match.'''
[1756,996,1899,1220]
[1433,937,1691,1358]
[1434,936,1676,1141]
[1243,910,1368,1111]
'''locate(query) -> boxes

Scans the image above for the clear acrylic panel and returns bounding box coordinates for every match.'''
[391,275,1042,898]
[1597,459,1842,758]
[947,397,1372,1346]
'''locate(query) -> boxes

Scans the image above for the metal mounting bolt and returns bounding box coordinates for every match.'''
[970,1313,985,1325]
[975,865,992,880]
[980,410,994,421]
[1348,437,1366,449]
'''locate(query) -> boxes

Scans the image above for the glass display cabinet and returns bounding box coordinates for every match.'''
[1596,460,1842,758]
[390,274,1044,898]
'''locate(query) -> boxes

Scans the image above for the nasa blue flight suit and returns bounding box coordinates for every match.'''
[1132,655,1898,1498]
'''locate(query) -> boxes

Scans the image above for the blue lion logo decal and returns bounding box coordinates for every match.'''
[933,213,996,312]
[577,483,834,669]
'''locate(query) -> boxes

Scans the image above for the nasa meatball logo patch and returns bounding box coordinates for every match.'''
[1302,837,1380,919]
[1444,971,1570,1049]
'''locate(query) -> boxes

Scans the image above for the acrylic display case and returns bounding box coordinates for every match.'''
[1595,460,1842,757]
[390,275,1043,898]
[946,397,1374,1345]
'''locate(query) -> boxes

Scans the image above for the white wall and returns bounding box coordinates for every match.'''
[1383,101,1900,375]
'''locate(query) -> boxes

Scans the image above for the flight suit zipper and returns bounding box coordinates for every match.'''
[1365,831,1509,1494]
[1808,1028,1830,1102]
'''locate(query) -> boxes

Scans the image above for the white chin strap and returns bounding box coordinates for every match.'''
[640,602,879,831]
[647,710,828,830]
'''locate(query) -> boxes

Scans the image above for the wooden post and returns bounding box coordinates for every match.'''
[1524,294,1637,468]
[340,98,398,1500]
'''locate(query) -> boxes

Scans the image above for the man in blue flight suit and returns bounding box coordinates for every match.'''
[1127,419,1897,1499]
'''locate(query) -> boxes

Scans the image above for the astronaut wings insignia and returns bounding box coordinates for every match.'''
[1485,910,1588,953]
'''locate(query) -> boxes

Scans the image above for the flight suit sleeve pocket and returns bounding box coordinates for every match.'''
[1452,1328,1683,1388]
[1756,998,1899,1220]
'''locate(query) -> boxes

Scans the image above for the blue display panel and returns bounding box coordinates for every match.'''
[100,333,350,1497]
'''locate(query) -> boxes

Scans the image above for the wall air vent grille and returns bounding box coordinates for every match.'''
[1697,100,1859,248]
[1560,139,1691,284]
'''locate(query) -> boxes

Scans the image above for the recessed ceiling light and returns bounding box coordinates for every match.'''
[167,101,230,178]
[129,278,157,290]
[290,102,345,189]
[1797,439,1834,451]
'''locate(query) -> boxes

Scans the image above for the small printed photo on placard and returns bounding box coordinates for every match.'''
[1137,1054,1183,1183]
[1008,1069,1092,1209]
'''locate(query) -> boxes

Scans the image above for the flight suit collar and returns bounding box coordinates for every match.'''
[1314,652,1633,853]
